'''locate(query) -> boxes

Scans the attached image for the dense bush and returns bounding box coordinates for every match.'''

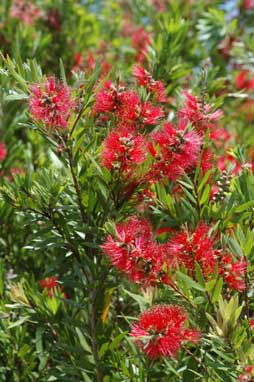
[1,0,254,381]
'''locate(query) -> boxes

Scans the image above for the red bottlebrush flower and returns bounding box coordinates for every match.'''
[200,149,214,174]
[101,216,170,285]
[140,101,164,125]
[130,305,200,359]
[74,51,110,78]
[244,0,254,8]
[94,83,140,123]
[116,90,140,122]
[132,27,152,63]
[132,65,167,103]
[39,276,66,298]
[150,80,168,103]
[29,77,74,130]
[236,70,249,90]
[210,126,231,148]
[220,255,246,291]
[0,142,7,161]
[235,70,254,90]
[168,223,217,276]
[132,65,152,86]
[101,126,146,173]
[249,319,254,329]
[39,276,58,289]
[178,92,223,133]
[147,122,202,182]
[94,81,117,114]
[217,153,241,175]
[10,0,41,25]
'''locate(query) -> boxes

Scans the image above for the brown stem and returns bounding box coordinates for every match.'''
[169,282,197,309]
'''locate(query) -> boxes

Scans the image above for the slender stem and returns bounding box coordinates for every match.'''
[193,181,201,219]
[90,287,103,382]
[169,282,197,309]
[69,104,85,138]
[66,147,87,225]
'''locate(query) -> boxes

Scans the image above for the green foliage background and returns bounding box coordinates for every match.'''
[1,0,254,381]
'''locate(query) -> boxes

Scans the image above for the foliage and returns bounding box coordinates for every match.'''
[1,1,254,381]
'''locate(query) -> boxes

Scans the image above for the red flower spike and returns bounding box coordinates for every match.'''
[132,27,152,63]
[132,65,167,103]
[101,216,171,286]
[39,276,58,289]
[200,149,214,174]
[178,92,223,133]
[235,70,254,91]
[168,223,217,277]
[220,255,246,291]
[116,90,140,122]
[0,142,7,161]
[217,153,241,175]
[11,0,41,25]
[130,305,200,359]
[244,0,254,9]
[146,122,202,182]
[29,77,74,130]
[101,126,146,174]
[140,101,164,125]
[132,65,152,86]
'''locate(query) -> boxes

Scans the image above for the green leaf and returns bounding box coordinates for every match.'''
[212,278,223,303]
[75,327,92,354]
[177,271,205,292]
[200,184,210,206]
[8,316,30,329]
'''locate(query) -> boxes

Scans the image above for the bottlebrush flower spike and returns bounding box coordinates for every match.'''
[94,83,140,123]
[146,122,202,182]
[101,216,171,285]
[101,126,146,173]
[217,153,241,174]
[39,276,66,298]
[94,81,117,114]
[39,276,58,289]
[244,0,254,9]
[132,27,152,63]
[132,65,152,86]
[220,255,247,291]
[168,223,217,276]
[0,142,7,161]
[235,70,254,90]
[29,77,74,130]
[10,0,41,25]
[116,90,140,122]
[130,305,200,359]
[178,92,223,133]
[140,101,164,125]
[132,65,167,102]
